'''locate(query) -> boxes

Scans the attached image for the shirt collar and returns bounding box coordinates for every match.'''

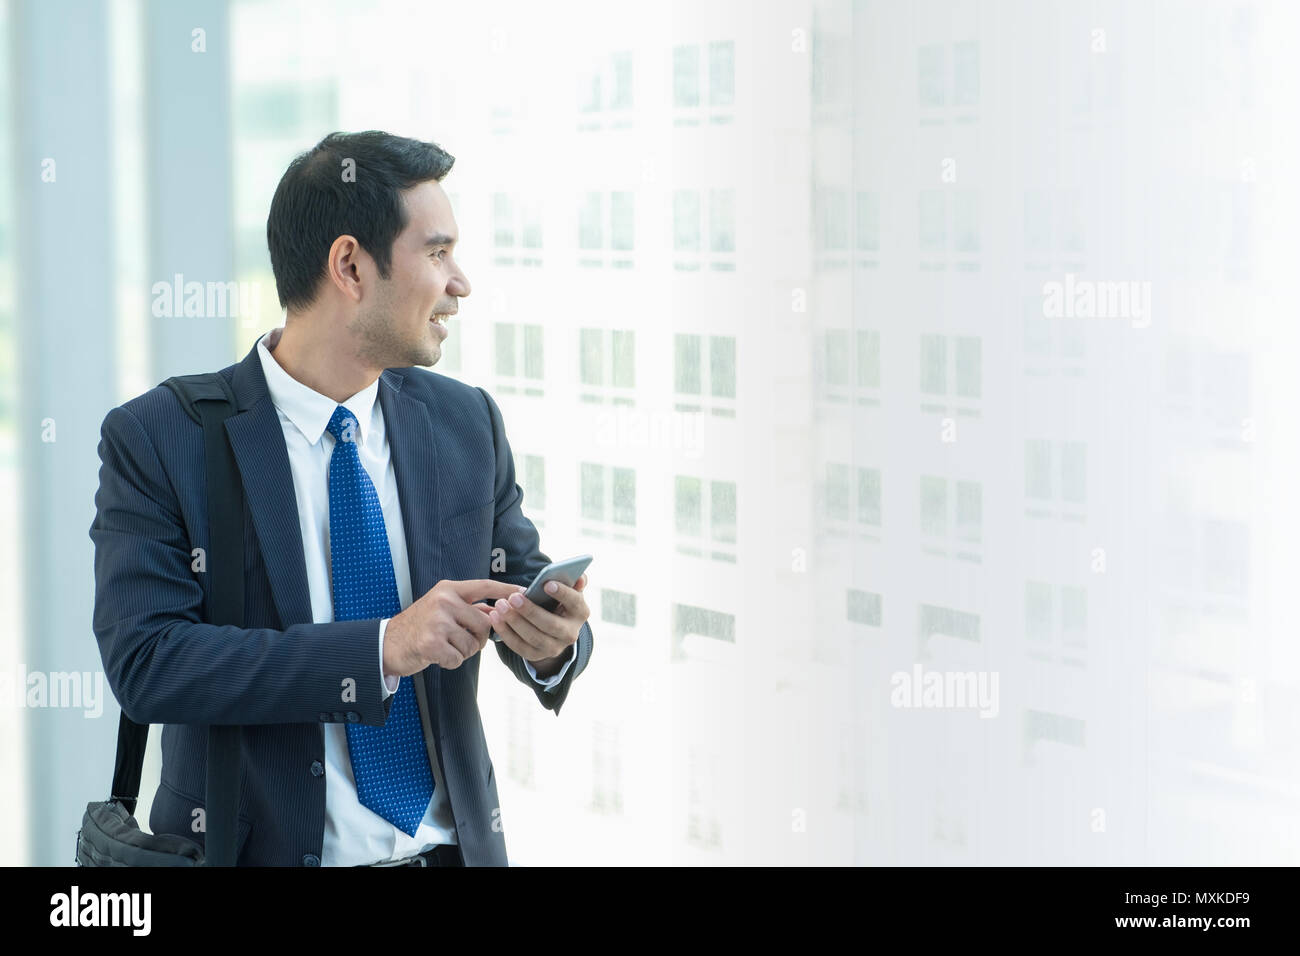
[256,329,381,447]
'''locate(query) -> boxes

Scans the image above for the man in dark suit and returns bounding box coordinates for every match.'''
[89,130,593,866]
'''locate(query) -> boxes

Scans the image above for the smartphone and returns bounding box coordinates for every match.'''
[522,554,593,612]
[488,554,593,641]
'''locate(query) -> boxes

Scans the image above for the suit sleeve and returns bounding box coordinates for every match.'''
[476,386,593,715]
[89,404,395,728]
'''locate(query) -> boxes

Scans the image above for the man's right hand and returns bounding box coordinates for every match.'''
[382,579,525,676]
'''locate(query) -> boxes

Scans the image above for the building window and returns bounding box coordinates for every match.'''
[519,453,545,524]
[1024,439,1087,518]
[493,322,544,397]
[685,741,722,849]
[491,192,543,268]
[858,468,881,526]
[578,190,635,269]
[918,40,980,115]
[674,40,735,126]
[918,189,980,271]
[673,188,736,271]
[847,589,883,627]
[1026,581,1088,660]
[591,721,623,815]
[577,50,634,131]
[920,475,982,559]
[579,328,636,405]
[672,602,735,660]
[919,603,980,645]
[675,475,737,562]
[918,333,982,415]
[580,462,636,542]
[673,333,736,416]
[600,588,637,627]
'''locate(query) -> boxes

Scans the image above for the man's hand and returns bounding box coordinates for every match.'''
[489,573,590,680]
[383,578,524,676]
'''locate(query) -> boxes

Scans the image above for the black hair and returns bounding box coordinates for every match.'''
[266,130,455,312]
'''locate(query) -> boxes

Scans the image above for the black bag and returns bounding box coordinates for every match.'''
[77,372,246,866]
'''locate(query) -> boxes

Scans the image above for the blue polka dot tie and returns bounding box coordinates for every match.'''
[326,404,434,837]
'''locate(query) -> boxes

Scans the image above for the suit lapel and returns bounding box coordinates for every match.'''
[378,370,443,600]
[223,342,314,628]
[378,369,447,746]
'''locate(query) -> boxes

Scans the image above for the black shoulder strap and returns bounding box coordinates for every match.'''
[109,371,245,866]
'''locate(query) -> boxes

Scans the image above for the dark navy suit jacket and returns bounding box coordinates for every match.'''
[89,339,593,866]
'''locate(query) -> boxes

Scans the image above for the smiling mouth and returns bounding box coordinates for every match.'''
[430,312,455,325]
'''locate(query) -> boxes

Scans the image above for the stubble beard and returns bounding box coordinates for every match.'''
[349,296,440,369]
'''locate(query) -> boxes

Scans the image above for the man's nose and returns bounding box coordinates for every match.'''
[447,265,471,298]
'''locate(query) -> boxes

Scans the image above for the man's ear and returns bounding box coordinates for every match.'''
[326,234,366,304]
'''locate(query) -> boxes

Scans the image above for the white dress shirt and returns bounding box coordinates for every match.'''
[256,330,574,866]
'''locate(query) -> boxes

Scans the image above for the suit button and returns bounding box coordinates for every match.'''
[302,854,320,867]
[310,761,324,777]
[346,712,360,723]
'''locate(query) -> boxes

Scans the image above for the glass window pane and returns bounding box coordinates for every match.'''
[1026,440,1052,499]
[601,588,637,626]
[495,322,516,377]
[676,334,701,394]
[955,480,981,542]
[522,454,545,511]
[673,44,700,108]
[676,475,702,536]
[709,189,735,253]
[610,191,634,251]
[953,190,980,252]
[711,481,736,544]
[918,190,946,252]
[709,336,735,399]
[612,467,636,526]
[817,186,850,251]
[1025,581,1052,642]
[579,191,603,249]
[580,328,604,386]
[1061,586,1086,647]
[858,330,880,388]
[521,199,543,249]
[581,463,604,520]
[858,468,881,526]
[826,330,850,386]
[492,193,514,248]
[826,463,851,522]
[611,330,635,388]
[523,324,544,379]
[918,43,945,107]
[919,475,947,536]
[919,333,946,394]
[954,41,980,106]
[610,51,633,110]
[856,190,879,251]
[847,589,882,626]
[709,40,734,107]
[1061,441,1086,503]
[674,190,701,252]
[955,336,981,398]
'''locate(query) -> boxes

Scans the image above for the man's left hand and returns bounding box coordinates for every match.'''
[484,573,590,679]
